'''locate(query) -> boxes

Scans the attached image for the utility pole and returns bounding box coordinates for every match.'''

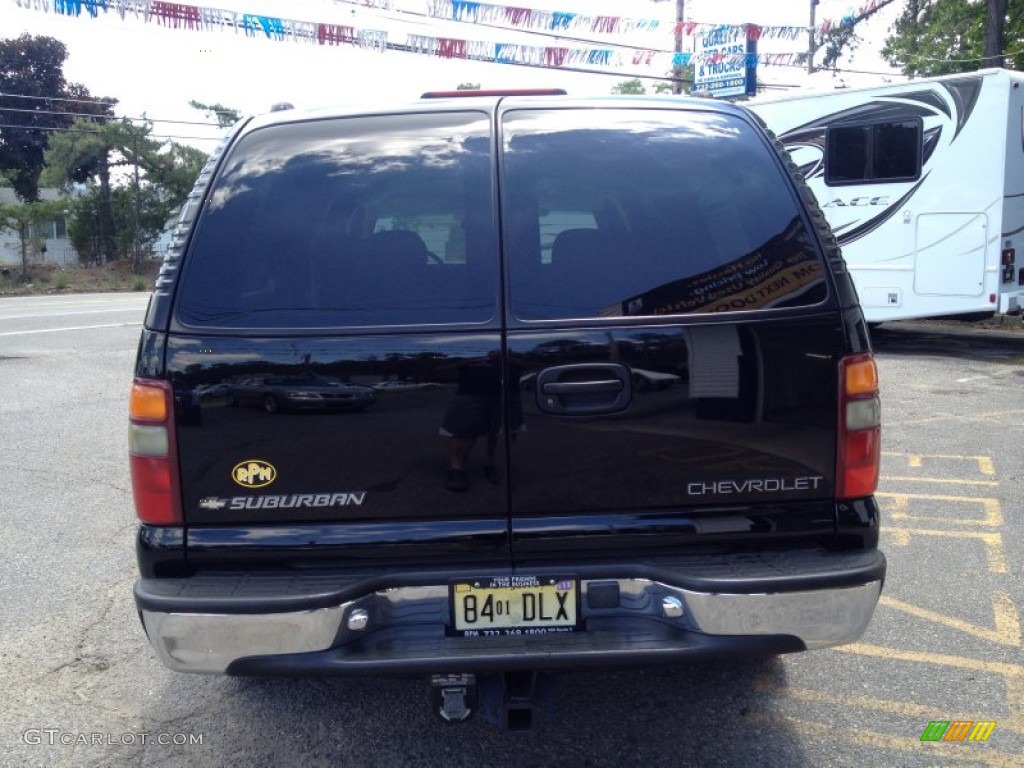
[132,123,142,274]
[673,0,685,94]
[983,0,1007,68]
[807,0,817,74]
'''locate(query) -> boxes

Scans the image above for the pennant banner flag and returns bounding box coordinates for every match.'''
[13,0,831,78]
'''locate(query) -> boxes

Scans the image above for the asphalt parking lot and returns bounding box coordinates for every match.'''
[1,295,1023,767]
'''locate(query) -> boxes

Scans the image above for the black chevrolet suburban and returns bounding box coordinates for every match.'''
[130,92,885,727]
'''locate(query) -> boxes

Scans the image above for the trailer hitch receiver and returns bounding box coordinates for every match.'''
[429,674,477,723]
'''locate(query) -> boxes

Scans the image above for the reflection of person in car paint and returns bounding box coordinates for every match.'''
[440,351,523,493]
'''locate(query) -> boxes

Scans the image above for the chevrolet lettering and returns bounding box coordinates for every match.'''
[130,90,886,730]
[686,476,826,496]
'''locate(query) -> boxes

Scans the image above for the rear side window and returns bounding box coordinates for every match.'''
[501,109,828,321]
[826,119,921,184]
[176,112,497,328]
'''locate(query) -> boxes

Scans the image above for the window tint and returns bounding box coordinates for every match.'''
[501,109,827,321]
[826,119,921,184]
[176,112,497,328]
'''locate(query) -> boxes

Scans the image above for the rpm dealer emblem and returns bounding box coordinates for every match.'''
[232,459,277,488]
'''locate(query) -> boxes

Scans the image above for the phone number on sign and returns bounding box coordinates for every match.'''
[23,730,204,746]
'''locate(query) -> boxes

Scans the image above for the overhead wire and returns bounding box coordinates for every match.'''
[0,122,222,141]
[0,103,225,128]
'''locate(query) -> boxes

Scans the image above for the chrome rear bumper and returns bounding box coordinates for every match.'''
[138,572,883,675]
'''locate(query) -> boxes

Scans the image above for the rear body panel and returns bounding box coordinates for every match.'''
[134,95,883,676]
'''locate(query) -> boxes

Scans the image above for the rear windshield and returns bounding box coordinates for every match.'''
[176,111,497,328]
[501,109,828,321]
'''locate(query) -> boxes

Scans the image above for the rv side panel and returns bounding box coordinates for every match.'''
[753,69,1024,322]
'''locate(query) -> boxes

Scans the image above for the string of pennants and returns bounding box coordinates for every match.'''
[361,0,887,40]
[12,0,835,71]
[21,0,890,42]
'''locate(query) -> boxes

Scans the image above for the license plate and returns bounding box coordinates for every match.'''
[449,576,579,637]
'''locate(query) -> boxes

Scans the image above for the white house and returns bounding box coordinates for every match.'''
[0,187,80,267]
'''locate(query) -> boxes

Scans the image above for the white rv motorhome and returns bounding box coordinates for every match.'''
[751,68,1024,323]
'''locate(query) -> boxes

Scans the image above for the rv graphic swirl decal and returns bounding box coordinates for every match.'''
[775,76,983,247]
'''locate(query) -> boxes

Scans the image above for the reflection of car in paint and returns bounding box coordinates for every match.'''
[194,383,230,402]
[371,380,442,391]
[230,375,376,413]
[629,368,681,391]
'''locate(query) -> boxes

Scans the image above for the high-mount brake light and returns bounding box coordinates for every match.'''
[129,379,182,525]
[836,353,881,500]
[420,88,567,99]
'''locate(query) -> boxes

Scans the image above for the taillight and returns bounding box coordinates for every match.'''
[837,353,881,500]
[129,379,182,525]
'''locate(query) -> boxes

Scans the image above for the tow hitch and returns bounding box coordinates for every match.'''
[429,674,477,723]
[429,671,556,731]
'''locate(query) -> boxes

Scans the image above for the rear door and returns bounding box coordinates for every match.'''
[498,104,846,561]
[168,109,510,566]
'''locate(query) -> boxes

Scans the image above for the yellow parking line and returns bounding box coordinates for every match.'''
[835,643,1022,682]
[882,453,996,475]
[754,682,1024,736]
[883,528,1008,573]
[838,644,1024,728]
[878,493,1002,527]
[879,594,1021,647]
[881,476,999,487]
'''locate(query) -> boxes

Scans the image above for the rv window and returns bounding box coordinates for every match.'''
[826,119,921,185]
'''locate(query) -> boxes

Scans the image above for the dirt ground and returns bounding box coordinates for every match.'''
[0,260,160,296]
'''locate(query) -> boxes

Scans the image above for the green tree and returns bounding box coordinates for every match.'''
[188,99,241,128]
[817,0,900,70]
[147,141,208,202]
[611,78,647,94]
[612,70,688,96]
[43,119,207,267]
[0,198,69,277]
[881,0,1020,76]
[0,34,114,202]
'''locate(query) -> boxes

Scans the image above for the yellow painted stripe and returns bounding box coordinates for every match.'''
[879,594,1022,647]
[835,643,1024,679]
[754,682,1023,735]
[881,452,996,476]
[882,528,1008,573]
[881,476,999,487]
[877,493,1002,526]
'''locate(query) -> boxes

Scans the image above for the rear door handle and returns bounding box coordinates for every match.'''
[542,380,623,395]
[534,363,632,416]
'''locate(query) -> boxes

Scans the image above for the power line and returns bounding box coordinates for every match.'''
[0,104,224,128]
[0,90,237,117]
[0,123,221,141]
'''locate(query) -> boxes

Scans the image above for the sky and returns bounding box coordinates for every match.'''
[2,0,907,149]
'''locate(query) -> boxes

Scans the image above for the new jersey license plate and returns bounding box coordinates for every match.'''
[449,576,579,637]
